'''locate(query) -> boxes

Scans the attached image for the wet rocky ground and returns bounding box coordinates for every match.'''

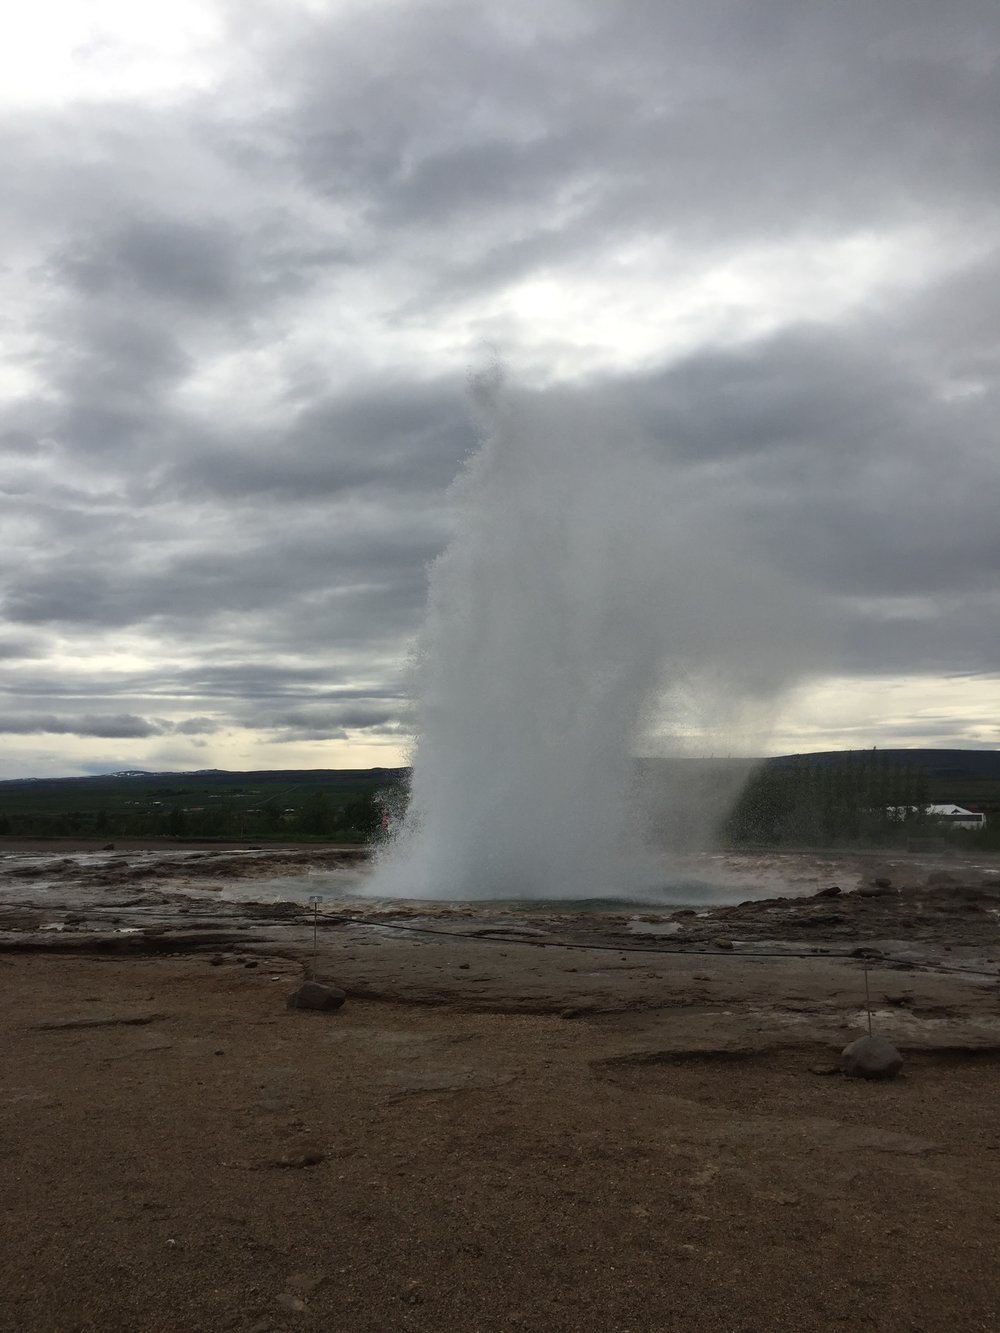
[2,842,998,985]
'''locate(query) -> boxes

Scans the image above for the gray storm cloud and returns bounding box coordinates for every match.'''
[1,0,998,774]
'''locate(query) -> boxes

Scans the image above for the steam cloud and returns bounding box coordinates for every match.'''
[371,381,825,900]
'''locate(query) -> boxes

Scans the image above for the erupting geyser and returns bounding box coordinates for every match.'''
[373,380,681,901]
[370,377,815,902]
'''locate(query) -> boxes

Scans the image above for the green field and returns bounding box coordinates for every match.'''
[0,750,996,846]
[0,768,406,842]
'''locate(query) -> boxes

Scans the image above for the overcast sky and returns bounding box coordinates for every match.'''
[1,0,998,778]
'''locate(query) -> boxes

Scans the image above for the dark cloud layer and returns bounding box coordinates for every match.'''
[0,714,218,739]
[1,0,998,774]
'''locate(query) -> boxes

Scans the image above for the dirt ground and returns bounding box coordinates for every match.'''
[3,943,1000,1333]
[3,845,1000,1331]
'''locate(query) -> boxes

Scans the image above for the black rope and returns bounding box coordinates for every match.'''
[332,913,1000,978]
[7,900,999,979]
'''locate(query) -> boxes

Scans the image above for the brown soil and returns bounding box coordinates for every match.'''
[3,938,1000,1332]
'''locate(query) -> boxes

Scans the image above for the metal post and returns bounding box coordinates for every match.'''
[308,895,321,979]
[863,959,873,1037]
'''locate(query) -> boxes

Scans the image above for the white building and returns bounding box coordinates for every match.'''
[886,803,986,829]
[925,803,986,829]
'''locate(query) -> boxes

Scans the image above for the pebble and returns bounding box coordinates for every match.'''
[286,981,346,1011]
[276,1147,325,1168]
[400,1280,425,1304]
[713,938,734,950]
[286,1272,326,1296]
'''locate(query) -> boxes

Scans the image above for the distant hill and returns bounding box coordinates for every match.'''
[758,749,1000,817]
[768,749,1000,782]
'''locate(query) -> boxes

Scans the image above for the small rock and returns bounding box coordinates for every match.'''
[275,1292,306,1313]
[817,885,841,897]
[286,1272,326,1296]
[287,981,346,1011]
[101,843,115,851]
[400,1280,424,1305]
[809,1064,839,1076]
[712,938,734,950]
[873,876,892,889]
[458,963,470,970]
[859,884,892,898]
[850,946,884,959]
[927,870,958,887]
[244,960,259,969]
[842,1034,903,1080]
[210,954,224,967]
[276,1147,325,1168]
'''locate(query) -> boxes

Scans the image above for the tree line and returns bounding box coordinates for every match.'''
[0,789,390,842]
[725,752,921,846]
[721,751,994,846]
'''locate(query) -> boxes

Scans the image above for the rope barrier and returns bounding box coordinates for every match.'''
[9,900,999,979]
[333,912,1000,978]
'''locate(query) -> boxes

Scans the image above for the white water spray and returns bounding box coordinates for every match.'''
[371,380,820,901]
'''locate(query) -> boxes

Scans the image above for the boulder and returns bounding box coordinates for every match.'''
[286,981,346,1011]
[842,1035,903,1080]
[816,885,841,897]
